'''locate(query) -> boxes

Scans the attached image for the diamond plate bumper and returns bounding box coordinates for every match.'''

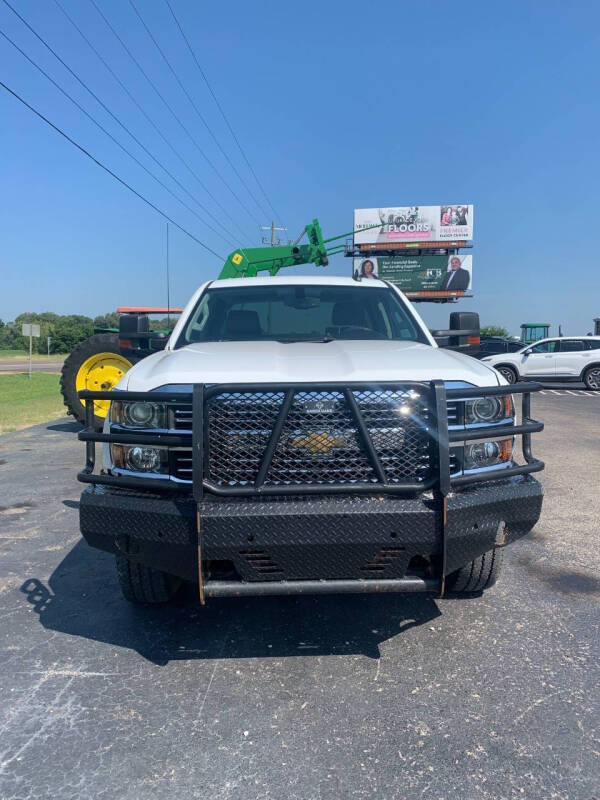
[80,476,543,592]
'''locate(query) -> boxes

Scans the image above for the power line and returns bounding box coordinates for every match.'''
[89,0,262,229]
[0,25,237,248]
[1,0,242,246]
[128,0,270,223]
[163,0,285,226]
[52,0,250,243]
[0,79,224,259]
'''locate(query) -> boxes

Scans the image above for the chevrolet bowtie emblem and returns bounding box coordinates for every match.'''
[291,431,346,454]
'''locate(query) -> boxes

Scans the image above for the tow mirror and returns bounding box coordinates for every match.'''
[118,313,168,355]
[429,311,480,354]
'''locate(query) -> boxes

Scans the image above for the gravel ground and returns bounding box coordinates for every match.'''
[0,392,598,800]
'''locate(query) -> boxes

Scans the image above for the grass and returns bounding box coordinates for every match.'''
[0,349,67,360]
[0,373,67,434]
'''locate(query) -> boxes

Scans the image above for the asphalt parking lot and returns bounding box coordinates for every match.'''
[1,390,599,800]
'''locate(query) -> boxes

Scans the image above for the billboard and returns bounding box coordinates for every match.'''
[354,205,474,245]
[353,254,472,293]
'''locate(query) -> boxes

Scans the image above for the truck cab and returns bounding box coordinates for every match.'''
[77,277,544,604]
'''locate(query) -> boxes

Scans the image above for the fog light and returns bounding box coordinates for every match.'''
[468,441,499,463]
[127,446,161,471]
[464,439,512,470]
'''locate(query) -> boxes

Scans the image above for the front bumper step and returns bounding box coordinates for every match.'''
[203,577,439,597]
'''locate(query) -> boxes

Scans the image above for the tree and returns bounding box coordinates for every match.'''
[51,315,94,352]
[94,312,121,330]
[481,325,510,338]
[150,316,178,332]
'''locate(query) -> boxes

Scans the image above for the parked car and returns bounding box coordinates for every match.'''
[481,336,600,389]
[476,337,523,359]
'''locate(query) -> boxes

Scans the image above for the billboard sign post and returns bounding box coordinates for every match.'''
[22,323,40,379]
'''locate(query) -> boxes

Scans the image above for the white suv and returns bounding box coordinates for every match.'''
[482,336,600,389]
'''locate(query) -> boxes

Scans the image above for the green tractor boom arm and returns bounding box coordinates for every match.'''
[218,218,364,279]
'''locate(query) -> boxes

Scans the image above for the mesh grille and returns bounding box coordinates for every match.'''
[169,391,466,486]
[207,392,284,486]
[200,387,432,487]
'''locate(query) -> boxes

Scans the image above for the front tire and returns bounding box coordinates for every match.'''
[115,555,182,604]
[496,365,518,384]
[446,547,504,595]
[583,366,600,390]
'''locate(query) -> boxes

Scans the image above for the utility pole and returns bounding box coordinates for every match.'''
[260,221,288,246]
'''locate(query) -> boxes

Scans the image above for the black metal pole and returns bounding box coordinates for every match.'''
[344,388,387,484]
[254,389,295,488]
[431,380,450,596]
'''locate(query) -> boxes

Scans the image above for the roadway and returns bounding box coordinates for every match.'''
[0,359,65,373]
[0,390,598,799]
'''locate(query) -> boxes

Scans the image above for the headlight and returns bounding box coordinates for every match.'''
[110,401,167,428]
[465,395,513,424]
[111,444,168,473]
[463,438,513,470]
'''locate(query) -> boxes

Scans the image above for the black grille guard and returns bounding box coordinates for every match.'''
[78,381,544,501]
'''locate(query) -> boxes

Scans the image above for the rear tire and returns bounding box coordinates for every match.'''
[583,366,600,390]
[60,333,132,429]
[115,555,182,604]
[446,547,504,595]
[496,365,517,384]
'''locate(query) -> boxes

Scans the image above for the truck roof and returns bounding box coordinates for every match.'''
[210,275,386,289]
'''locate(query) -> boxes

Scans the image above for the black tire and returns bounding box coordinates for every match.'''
[446,547,504,595]
[583,365,600,391]
[495,365,518,384]
[115,555,182,604]
[60,333,131,429]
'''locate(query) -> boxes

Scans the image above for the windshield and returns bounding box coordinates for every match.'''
[176,284,428,346]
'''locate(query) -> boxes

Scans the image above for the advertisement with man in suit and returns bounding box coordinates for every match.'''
[440,255,472,292]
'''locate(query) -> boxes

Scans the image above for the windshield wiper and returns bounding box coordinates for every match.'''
[277,336,336,344]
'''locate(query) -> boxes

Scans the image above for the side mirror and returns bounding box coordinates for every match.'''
[523,348,533,355]
[448,311,480,348]
[118,313,168,355]
[429,311,480,354]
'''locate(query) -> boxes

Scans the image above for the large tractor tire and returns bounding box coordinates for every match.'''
[60,333,132,429]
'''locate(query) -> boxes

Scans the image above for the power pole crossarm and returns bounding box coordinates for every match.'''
[260,221,287,247]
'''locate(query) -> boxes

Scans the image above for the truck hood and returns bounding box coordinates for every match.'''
[122,340,500,390]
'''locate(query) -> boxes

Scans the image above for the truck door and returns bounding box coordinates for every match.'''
[520,340,558,377]
[555,339,590,376]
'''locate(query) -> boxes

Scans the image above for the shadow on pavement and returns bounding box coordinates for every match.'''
[46,420,82,433]
[20,540,442,665]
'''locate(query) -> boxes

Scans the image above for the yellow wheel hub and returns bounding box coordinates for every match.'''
[75,352,132,418]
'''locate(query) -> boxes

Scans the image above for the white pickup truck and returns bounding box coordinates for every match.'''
[78,276,544,604]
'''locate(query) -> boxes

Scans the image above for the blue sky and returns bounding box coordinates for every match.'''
[1,0,599,336]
